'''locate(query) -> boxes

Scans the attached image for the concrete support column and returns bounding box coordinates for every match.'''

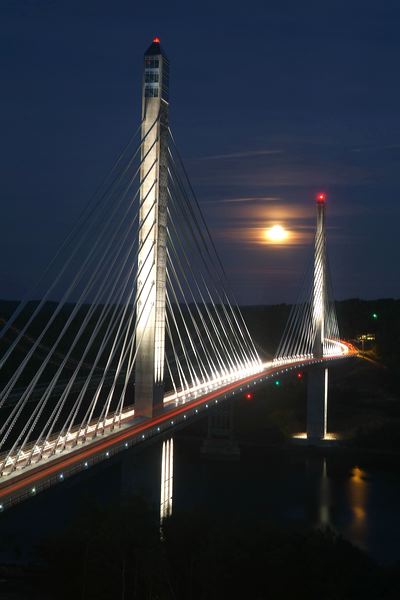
[201,402,240,460]
[307,365,328,441]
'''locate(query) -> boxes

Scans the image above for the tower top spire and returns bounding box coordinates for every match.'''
[145,36,167,58]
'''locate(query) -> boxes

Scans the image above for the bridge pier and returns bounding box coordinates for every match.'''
[201,402,240,460]
[306,365,328,441]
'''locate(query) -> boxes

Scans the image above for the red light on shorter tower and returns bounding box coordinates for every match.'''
[297,372,303,380]
[245,392,253,400]
[316,192,326,203]
[153,36,161,43]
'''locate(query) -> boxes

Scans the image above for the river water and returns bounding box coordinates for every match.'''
[154,435,400,565]
[1,432,400,566]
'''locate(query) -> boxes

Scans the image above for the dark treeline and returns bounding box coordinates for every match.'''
[2,454,400,599]
[241,298,400,366]
[10,496,399,600]
[2,297,399,361]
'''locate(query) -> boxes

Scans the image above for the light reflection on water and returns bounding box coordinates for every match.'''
[0,437,397,565]
[160,437,174,522]
[157,446,372,542]
[314,461,370,551]
[346,465,369,551]
[318,458,330,527]
[164,440,400,564]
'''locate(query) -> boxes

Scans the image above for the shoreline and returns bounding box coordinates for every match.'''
[177,431,400,465]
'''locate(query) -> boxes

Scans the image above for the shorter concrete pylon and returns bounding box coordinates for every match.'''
[201,402,240,460]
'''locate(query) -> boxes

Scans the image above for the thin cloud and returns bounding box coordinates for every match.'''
[351,144,400,153]
[215,226,314,247]
[205,196,280,204]
[195,149,284,161]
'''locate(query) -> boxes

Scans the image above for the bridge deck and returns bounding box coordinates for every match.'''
[0,346,357,510]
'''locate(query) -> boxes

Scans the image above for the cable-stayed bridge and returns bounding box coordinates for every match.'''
[0,38,356,510]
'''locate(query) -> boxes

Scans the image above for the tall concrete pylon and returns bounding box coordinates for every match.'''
[307,193,328,441]
[135,38,169,417]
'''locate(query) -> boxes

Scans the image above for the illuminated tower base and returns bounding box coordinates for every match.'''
[307,365,328,441]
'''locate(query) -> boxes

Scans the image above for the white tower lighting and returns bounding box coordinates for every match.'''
[307,193,328,440]
[135,38,169,417]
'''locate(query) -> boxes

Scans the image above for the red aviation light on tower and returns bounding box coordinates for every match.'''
[316,192,327,204]
[153,36,161,44]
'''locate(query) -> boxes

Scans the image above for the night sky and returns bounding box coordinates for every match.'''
[1,0,400,305]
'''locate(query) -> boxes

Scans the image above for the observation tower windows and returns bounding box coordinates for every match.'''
[145,72,159,83]
[145,85,159,98]
[145,58,159,69]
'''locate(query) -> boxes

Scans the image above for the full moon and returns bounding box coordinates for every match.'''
[265,224,288,243]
